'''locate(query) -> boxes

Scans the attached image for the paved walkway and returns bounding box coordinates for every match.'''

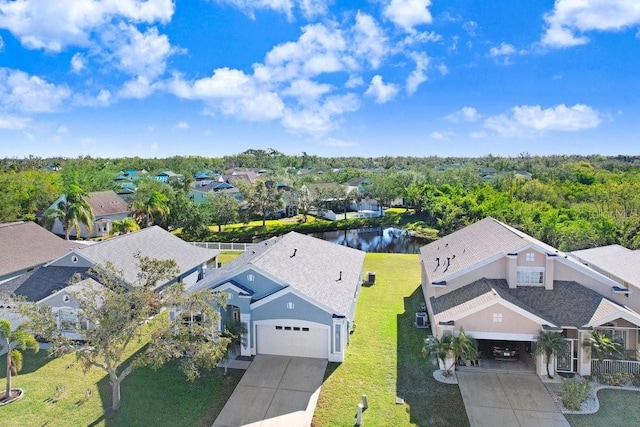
[213,355,327,427]
[456,371,570,427]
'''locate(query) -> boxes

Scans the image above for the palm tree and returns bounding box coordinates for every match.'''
[533,330,567,379]
[450,328,478,367]
[42,183,94,240]
[583,330,623,374]
[111,217,140,235]
[423,329,477,377]
[132,191,170,228]
[1,319,39,403]
[423,335,454,375]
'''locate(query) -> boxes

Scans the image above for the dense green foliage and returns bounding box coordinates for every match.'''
[3,152,640,251]
[560,379,591,411]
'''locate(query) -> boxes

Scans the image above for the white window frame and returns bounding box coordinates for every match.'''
[516,267,545,285]
[493,313,503,323]
[525,253,535,262]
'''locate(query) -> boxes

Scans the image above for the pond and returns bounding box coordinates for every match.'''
[309,227,430,253]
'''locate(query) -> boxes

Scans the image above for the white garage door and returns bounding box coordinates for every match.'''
[257,324,328,359]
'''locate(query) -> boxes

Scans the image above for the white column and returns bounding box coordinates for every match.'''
[240,313,251,356]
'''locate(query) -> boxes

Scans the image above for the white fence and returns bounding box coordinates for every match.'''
[592,359,640,375]
[190,242,255,251]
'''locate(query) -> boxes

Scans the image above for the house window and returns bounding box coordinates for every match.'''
[59,310,77,331]
[493,313,503,323]
[526,253,535,262]
[517,267,544,285]
[286,302,295,310]
[335,324,342,353]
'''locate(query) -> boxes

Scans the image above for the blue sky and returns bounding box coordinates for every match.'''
[1,0,639,159]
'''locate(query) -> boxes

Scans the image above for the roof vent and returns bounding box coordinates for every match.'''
[290,248,297,258]
[337,271,342,281]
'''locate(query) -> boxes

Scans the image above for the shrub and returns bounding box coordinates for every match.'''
[631,374,640,387]
[598,372,630,386]
[560,379,590,411]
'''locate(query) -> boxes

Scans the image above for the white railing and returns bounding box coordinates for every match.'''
[190,242,254,251]
[592,358,640,375]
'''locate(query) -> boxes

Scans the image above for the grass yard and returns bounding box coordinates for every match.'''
[312,253,468,427]
[565,389,640,427]
[0,331,242,426]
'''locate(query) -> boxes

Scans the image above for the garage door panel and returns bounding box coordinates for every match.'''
[257,324,328,359]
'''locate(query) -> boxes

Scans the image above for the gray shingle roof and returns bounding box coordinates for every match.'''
[0,221,84,278]
[572,245,640,289]
[86,191,128,217]
[431,278,630,328]
[76,226,218,287]
[420,217,559,284]
[191,231,365,316]
[1,266,89,302]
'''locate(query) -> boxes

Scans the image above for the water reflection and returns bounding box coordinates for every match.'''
[309,227,428,253]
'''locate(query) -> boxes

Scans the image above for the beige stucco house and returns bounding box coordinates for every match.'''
[420,217,640,377]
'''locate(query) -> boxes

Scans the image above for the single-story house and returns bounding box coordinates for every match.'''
[186,231,365,362]
[0,226,219,339]
[420,217,640,377]
[48,190,129,239]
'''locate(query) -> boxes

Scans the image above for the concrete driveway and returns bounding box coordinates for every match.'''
[213,355,328,427]
[457,371,570,427]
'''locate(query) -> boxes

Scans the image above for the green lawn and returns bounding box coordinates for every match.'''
[565,389,640,427]
[312,253,468,427]
[0,334,242,426]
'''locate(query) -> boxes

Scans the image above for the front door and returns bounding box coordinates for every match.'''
[556,339,574,372]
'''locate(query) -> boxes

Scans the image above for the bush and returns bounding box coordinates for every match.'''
[598,372,630,386]
[560,379,590,411]
[631,374,640,387]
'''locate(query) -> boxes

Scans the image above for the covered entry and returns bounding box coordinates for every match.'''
[256,321,329,359]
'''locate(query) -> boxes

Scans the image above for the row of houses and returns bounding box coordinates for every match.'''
[0,221,364,362]
[3,215,639,375]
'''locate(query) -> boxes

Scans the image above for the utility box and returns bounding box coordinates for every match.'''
[366,271,376,285]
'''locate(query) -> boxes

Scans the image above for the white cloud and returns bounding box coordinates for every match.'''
[299,0,329,18]
[0,112,31,130]
[175,121,189,129]
[383,0,433,33]
[365,75,398,104]
[353,12,388,69]
[542,0,640,48]
[406,51,429,94]
[216,0,295,20]
[0,0,174,52]
[345,75,364,88]
[282,93,358,133]
[74,88,112,107]
[71,53,86,73]
[489,43,516,57]
[462,21,478,37]
[484,104,601,137]
[219,92,285,121]
[118,76,155,99]
[430,131,453,140]
[283,79,332,102]
[445,106,481,123]
[108,24,173,80]
[0,68,71,112]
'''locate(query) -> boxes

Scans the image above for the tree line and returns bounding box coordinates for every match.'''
[2,152,640,251]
